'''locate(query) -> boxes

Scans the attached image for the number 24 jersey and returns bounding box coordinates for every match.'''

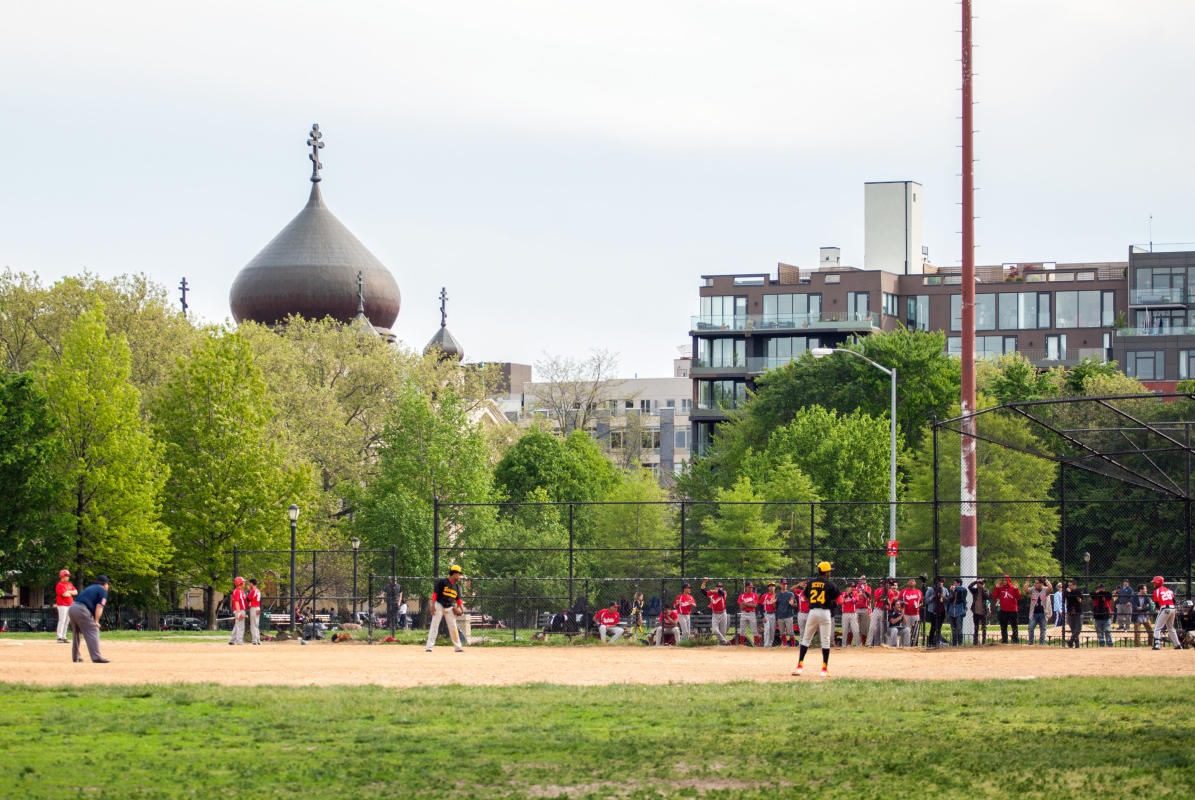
[804,579,840,610]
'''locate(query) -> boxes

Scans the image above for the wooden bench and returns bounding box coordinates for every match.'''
[465,612,498,629]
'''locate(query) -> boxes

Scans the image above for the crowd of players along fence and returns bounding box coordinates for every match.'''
[192,495,1193,647]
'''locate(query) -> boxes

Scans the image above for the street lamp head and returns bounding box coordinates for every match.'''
[1083,551,1091,563]
[810,347,834,359]
[351,537,360,551]
[287,504,300,523]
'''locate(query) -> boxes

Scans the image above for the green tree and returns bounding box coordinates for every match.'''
[494,428,619,507]
[976,353,1059,404]
[0,371,65,580]
[352,385,498,579]
[695,477,785,579]
[905,399,1059,577]
[40,306,170,588]
[743,457,822,577]
[154,331,315,628]
[580,469,676,579]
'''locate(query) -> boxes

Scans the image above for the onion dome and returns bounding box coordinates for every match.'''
[229,124,400,332]
[424,287,464,361]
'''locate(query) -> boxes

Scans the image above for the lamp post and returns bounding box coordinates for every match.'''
[288,504,299,637]
[351,537,360,619]
[811,347,898,578]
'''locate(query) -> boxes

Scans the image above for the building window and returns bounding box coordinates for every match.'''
[846,292,870,320]
[764,336,816,368]
[946,336,1014,359]
[697,380,746,410]
[1055,290,1114,329]
[1133,308,1184,332]
[949,294,998,330]
[762,293,822,327]
[641,430,662,450]
[698,295,747,327]
[697,337,746,368]
[640,399,652,413]
[950,294,961,332]
[906,295,929,331]
[1126,350,1164,380]
[681,398,691,412]
[675,426,690,450]
[665,399,675,408]
[609,431,625,449]
[882,293,900,317]
[824,274,840,284]
[1046,334,1067,361]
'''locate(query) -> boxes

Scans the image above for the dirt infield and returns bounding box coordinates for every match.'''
[2,638,1193,687]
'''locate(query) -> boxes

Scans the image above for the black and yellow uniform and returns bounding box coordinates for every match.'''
[803,577,840,610]
[795,565,839,676]
[434,577,459,608]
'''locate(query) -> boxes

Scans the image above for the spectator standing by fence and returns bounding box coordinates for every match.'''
[775,579,796,647]
[991,575,1021,644]
[54,569,77,644]
[737,582,759,646]
[674,585,696,641]
[700,579,729,645]
[1151,576,1181,650]
[1115,580,1134,631]
[968,578,991,645]
[947,578,968,646]
[1052,581,1064,634]
[1090,584,1113,647]
[1063,579,1084,648]
[1131,584,1152,646]
[899,579,922,647]
[925,577,946,648]
[1023,577,1052,645]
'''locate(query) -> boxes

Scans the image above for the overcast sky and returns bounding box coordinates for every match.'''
[3,2,1191,379]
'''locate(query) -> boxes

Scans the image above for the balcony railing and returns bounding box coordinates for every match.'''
[1018,347,1107,366]
[1116,326,1195,337]
[690,311,880,333]
[1129,288,1186,305]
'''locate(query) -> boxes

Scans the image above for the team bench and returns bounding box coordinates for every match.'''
[267,613,331,629]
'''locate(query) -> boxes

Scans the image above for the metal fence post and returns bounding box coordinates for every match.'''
[679,501,686,580]
[1060,462,1067,643]
[432,497,440,578]
[568,503,575,605]
[932,419,940,580]
[390,545,397,639]
[513,578,518,643]
[1187,422,1192,600]
[232,546,238,582]
[809,504,816,576]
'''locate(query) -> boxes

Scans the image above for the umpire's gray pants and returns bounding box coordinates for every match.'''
[868,608,886,646]
[738,612,757,645]
[710,611,729,644]
[68,603,103,662]
[229,612,245,645]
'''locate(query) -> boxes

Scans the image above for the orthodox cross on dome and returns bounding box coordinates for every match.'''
[356,270,365,315]
[178,277,189,317]
[439,287,449,328]
[307,123,325,182]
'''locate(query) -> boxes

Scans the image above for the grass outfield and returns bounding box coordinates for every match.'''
[1,679,1193,799]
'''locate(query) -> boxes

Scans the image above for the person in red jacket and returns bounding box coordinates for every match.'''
[247,578,263,645]
[674,584,697,641]
[594,602,624,643]
[898,579,923,647]
[737,582,760,646]
[653,605,680,646]
[992,574,1022,644]
[54,569,77,643]
[701,579,729,645]
[228,577,247,646]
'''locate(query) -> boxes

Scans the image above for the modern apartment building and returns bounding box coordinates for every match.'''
[684,180,1188,455]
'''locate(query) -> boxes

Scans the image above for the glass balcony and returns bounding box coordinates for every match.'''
[690,311,880,333]
[1129,288,1186,305]
[1116,326,1195,337]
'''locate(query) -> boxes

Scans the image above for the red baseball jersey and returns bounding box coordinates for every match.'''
[230,588,247,612]
[760,593,777,613]
[704,588,727,613]
[854,585,872,609]
[594,608,620,626]
[55,581,76,607]
[1154,586,1175,607]
[247,586,261,608]
[899,588,923,616]
[839,592,857,613]
[738,591,759,611]
[796,589,809,613]
[660,609,679,626]
[674,594,697,615]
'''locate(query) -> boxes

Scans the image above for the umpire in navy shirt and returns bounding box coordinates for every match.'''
[69,576,111,663]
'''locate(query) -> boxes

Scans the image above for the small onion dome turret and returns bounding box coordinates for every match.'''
[423,287,464,361]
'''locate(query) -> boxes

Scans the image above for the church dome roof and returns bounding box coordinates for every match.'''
[423,287,464,361]
[229,125,400,329]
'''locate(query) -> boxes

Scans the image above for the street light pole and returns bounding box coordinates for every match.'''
[351,537,360,619]
[288,504,300,637]
[811,347,898,578]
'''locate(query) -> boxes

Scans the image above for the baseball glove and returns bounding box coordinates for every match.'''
[452,606,465,617]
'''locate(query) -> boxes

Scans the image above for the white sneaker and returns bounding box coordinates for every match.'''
[792,664,803,676]
[425,647,433,652]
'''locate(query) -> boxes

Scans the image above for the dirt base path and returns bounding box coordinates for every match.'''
[2,639,1193,687]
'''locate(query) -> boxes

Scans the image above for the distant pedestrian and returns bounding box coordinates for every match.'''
[68,576,110,663]
[1063,579,1084,648]
[1052,581,1064,634]
[1131,584,1153,646]
[1023,577,1052,645]
[968,578,991,645]
[247,578,262,645]
[947,578,968,646]
[1090,583,1113,647]
[924,577,946,648]
[54,569,77,643]
[775,579,797,647]
[701,579,729,645]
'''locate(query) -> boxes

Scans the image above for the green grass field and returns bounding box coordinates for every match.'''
[1,678,1192,799]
